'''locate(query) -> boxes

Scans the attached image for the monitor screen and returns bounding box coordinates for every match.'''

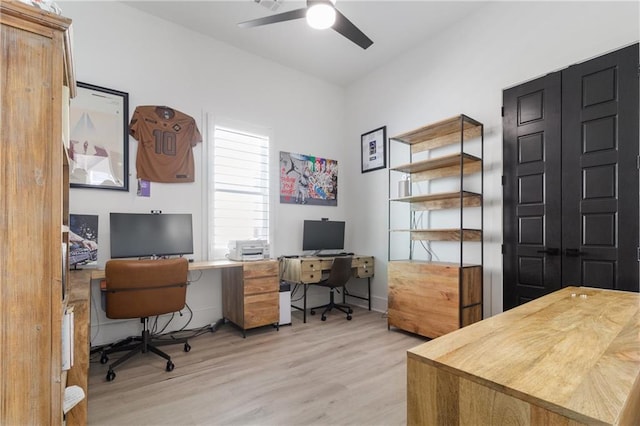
[110,213,193,259]
[302,220,345,252]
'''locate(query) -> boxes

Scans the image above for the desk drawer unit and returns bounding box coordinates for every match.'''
[222,260,279,337]
[352,256,374,278]
[299,259,333,283]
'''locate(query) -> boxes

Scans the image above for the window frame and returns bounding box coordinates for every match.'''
[206,117,275,260]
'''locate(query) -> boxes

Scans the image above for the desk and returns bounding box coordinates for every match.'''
[280,255,374,323]
[407,286,640,425]
[89,259,240,280]
[91,259,280,337]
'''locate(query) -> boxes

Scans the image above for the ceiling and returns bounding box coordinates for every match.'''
[122,1,488,87]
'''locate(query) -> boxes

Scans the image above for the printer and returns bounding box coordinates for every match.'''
[227,240,270,261]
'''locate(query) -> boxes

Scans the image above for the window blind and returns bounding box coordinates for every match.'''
[209,126,270,259]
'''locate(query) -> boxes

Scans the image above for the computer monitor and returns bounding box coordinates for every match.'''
[302,220,345,252]
[110,213,193,259]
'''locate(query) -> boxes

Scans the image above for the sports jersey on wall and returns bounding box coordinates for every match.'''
[129,105,202,183]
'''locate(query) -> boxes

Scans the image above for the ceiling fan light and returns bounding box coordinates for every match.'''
[306,3,336,30]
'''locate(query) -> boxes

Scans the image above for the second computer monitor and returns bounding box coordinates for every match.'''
[302,220,345,253]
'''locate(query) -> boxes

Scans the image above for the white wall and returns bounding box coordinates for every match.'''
[59,1,349,345]
[61,1,639,345]
[344,1,639,317]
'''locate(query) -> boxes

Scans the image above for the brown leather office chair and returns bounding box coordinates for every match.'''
[99,258,191,382]
[310,256,353,321]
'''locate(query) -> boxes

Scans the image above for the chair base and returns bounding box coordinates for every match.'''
[100,318,190,382]
[310,289,353,321]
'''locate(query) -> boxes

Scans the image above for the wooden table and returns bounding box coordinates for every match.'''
[407,286,640,425]
[280,255,374,322]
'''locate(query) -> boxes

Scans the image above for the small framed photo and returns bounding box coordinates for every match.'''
[361,126,387,173]
[68,82,129,191]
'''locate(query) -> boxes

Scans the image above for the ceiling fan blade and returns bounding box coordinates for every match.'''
[238,8,307,28]
[332,9,373,50]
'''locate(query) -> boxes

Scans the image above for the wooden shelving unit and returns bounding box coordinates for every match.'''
[0,1,78,424]
[387,114,483,339]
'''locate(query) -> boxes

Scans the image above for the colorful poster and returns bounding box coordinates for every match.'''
[279,151,338,206]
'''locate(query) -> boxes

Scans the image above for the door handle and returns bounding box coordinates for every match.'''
[537,248,559,256]
[565,248,585,257]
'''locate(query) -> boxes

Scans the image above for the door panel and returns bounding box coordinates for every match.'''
[504,44,639,309]
[503,72,562,309]
[561,44,639,291]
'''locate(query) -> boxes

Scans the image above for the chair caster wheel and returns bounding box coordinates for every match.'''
[321,316,327,321]
[100,353,109,364]
[166,361,175,372]
[347,315,352,320]
[310,310,316,315]
[184,343,191,352]
[106,370,116,382]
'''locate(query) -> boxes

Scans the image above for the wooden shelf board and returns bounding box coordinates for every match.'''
[388,259,482,268]
[390,115,482,146]
[390,228,482,241]
[391,152,481,174]
[390,190,481,206]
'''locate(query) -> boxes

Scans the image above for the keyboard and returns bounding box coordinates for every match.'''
[316,252,353,257]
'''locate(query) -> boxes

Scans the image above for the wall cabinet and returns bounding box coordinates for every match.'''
[222,261,280,337]
[387,115,483,339]
[0,1,76,424]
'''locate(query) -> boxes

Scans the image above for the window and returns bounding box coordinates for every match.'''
[208,126,270,260]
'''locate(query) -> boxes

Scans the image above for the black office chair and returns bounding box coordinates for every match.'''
[99,258,191,382]
[310,256,354,321]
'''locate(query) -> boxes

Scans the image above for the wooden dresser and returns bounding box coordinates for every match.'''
[407,286,640,425]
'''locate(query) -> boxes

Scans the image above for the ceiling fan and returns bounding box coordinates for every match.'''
[238,0,373,50]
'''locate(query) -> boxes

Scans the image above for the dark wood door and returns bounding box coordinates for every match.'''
[561,44,639,291]
[503,72,562,308]
[503,44,639,309]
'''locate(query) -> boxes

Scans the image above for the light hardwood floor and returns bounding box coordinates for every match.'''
[88,308,426,425]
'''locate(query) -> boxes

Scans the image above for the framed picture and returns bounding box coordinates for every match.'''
[361,126,386,173]
[68,82,129,191]
[279,151,338,206]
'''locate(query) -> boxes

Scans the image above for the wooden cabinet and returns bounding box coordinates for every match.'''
[0,1,75,424]
[387,115,483,339]
[222,261,279,336]
[388,261,482,338]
